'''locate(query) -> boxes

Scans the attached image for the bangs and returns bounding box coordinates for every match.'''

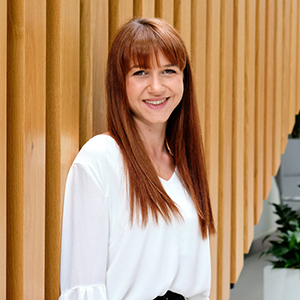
[122,20,187,73]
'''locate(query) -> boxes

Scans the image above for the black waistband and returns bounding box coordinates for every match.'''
[153,290,185,300]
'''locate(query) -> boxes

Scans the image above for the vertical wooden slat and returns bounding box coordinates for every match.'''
[24,0,46,298]
[254,0,266,224]
[174,0,191,54]
[0,0,7,298]
[281,0,291,152]
[289,0,298,120]
[133,0,155,18]
[7,0,46,298]
[297,0,300,112]
[218,0,233,296]
[273,0,283,175]
[263,0,275,199]
[155,0,174,26]
[191,0,207,140]
[7,1,26,299]
[109,0,134,44]
[80,0,109,147]
[231,0,245,284]
[46,1,80,299]
[205,1,220,299]
[244,0,256,253]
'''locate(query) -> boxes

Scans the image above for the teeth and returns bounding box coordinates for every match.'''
[144,98,167,105]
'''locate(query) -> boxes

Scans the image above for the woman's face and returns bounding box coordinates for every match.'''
[125,51,184,129]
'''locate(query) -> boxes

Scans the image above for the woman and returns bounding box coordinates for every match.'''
[59,18,215,300]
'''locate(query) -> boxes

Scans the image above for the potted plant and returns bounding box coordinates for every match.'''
[261,203,300,300]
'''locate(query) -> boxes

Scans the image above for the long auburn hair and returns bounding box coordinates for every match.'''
[106,18,215,238]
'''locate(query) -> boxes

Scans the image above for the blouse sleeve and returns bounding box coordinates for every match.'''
[59,163,109,300]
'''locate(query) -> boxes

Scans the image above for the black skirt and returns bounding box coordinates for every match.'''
[153,290,185,300]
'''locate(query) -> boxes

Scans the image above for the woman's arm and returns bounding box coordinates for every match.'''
[59,163,109,300]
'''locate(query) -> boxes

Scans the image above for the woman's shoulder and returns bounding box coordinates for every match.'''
[73,133,121,169]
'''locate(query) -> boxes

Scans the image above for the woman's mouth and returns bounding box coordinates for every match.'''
[143,97,169,106]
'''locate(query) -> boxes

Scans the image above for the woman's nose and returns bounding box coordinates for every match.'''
[147,74,165,94]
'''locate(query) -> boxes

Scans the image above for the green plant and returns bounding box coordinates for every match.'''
[261,203,300,269]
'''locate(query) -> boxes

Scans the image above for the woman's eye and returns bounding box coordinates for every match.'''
[133,70,146,76]
[164,69,176,74]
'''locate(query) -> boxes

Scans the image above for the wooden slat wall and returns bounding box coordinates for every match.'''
[2,1,300,299]
[231,0,245,285]
[205,1,220,299]
[264,0,275,199]
[0,0,7,298]
[298,0,300,112]
[244,0,256,253]
[45,1,80,300]
[282,0,291,152]
[218,1,233,298]
[273,0,284,175]
[290,0,298,127]
[254,0,266,225]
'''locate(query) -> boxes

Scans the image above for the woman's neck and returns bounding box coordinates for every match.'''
[134,119,167,158]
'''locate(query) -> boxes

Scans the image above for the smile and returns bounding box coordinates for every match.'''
[144,97,169,106]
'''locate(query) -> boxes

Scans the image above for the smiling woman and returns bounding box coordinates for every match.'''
[126,51,184,128]
[59,18,215,300]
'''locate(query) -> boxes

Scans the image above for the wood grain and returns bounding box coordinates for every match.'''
[191,0,207,139]
[109,0,133,44]
[244,0,256,254]
[155,0,174,25]
[289,0,298,123]
[7,1,25,298]
[80,0,108,148]
[281,0,291,152]
[205,1,221,298]
[174,0,191,54]
[218,0,233,295]
[134,0,155,18]
[263,0,275,199]
[273,0,283,175]
[0,0,7,298]
[254,0,266,224]
[24,0,46,298]
[46,0,80,299]
[231,0,245,284]
[297,0,300,113]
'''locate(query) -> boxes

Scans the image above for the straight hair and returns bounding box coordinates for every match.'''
[106,18,215,238]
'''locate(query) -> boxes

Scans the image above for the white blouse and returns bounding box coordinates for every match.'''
[59,135,211,300]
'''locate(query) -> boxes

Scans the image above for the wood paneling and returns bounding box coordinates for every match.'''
[2,1,300,300]
[7,0,46,298]
[218,0,233,296]
[174,0,191,54]
[134,0,155,18]
[263,0,275,199]
[0,0,7,298]
[290,0,298,120]
[281,0,291,152]
[231,0,245,284]
[205,1,220,298]
[254,0,266,224]
[244,0,256,254]
[191,0,207,138]
[273,0,283,175]
[7,1,26,299]
[155,0,174,25]
[24,0,46,298]
[80,0,108,147]
[109,0,133,44]
[297,0,300,112]
[45,1,80,299]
